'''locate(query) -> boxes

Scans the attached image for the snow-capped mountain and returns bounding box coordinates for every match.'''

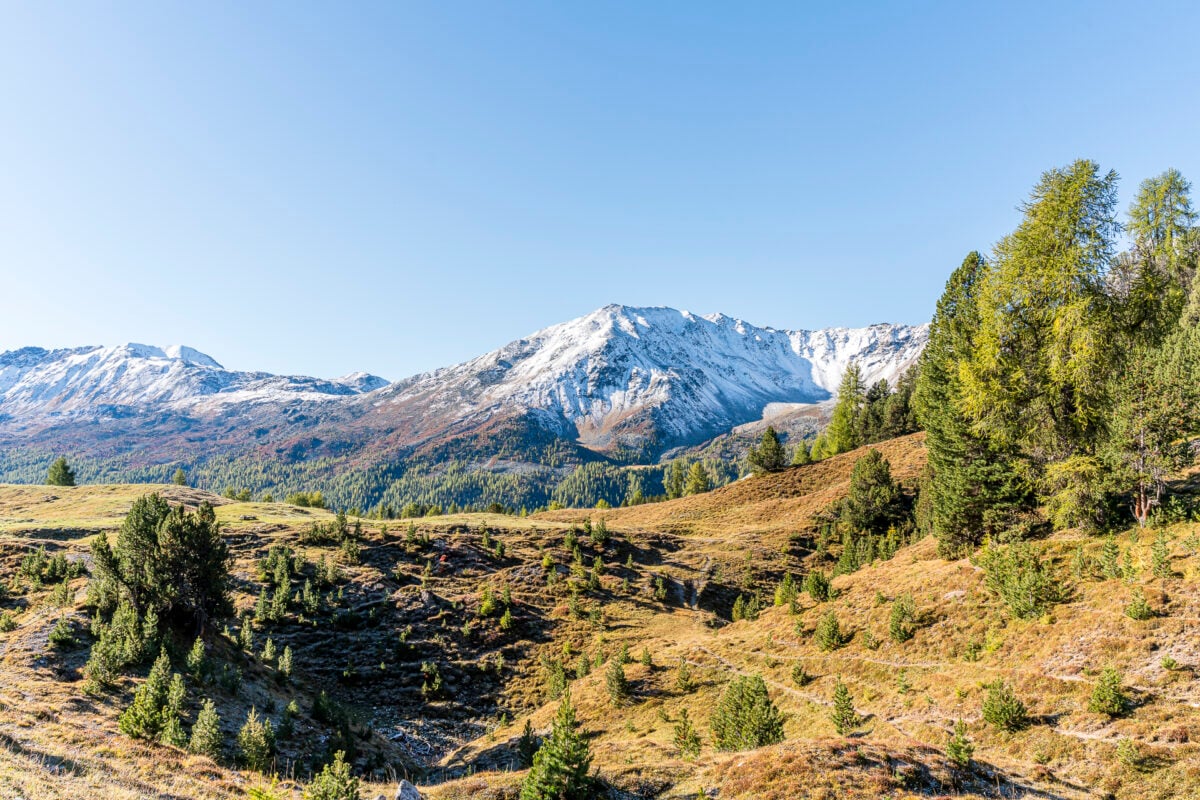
[0,344,386,421]
[0,305,926,464]
[372,305,927,454]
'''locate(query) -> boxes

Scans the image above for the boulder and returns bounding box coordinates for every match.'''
[395,780,422,800]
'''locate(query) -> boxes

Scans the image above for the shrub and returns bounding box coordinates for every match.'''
[981,681,1028,732]
[1088,667,1129,717]
[710,674,784,750]
[519,691,592,800]
[673,708,701,759]
[814,610,844,652]
[304,751,359,800]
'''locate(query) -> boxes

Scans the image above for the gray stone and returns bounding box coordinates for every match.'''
[395,780,422,800]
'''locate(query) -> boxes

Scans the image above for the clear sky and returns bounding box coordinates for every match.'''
[2,2,1197,380]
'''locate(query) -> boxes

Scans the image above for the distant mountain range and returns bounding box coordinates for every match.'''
[0,305,927,471]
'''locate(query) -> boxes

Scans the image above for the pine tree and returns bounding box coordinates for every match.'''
[747,426,787,474]
[685,463,711,495]
[673,707,701,759]
[606,658,630,706]
[119,650,171,740]
[1099,536,1122,579]
[278,645,293,679]
[46,457,76,487]
[914,251,1030,555]
[981,681,1028,732]
[517,719,539,768]
[172,468,188,487]
[676,658,696,693]
[825,363,864,455]
[159,673,188,747]
[188,699,223,759]
[842,450,905,534]
[792,442,812,466]
[829,677,860,736]
[1125,587,1153,620]
[946,719,974,769]
[1088,667,1129,717]
[186,636,207,679]
[814,610,843,652]
[710,674,784,750]
[519,691,593,800]
[803,570,831,602]
[888,594,916,643]
[773,573,797,607]
[304,750,360,800]
[1151,529,1174,579]
[237,706,276,772]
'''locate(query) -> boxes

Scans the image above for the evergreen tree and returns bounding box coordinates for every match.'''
[1151,530,1174,579]
[1088,667,1129,717]
[814,610,843,652]
[710,674,784,751]
[46,457,76,487]
[803,570,831,602]
[606,658,630,706]
[237,706,276,772]
[91,495,232,631]
[914,251,1030,555]
[825,363,864,455]
[673,708,701,759]
[981,681,1028,732]
[517,719,539,768]
[172,468,188,487]
[118,650,172,740]
[946,719,974,769]
[962,161,1120,525]
[186,636,207,679]
[159,672,188,747]
[773,573,798,607]
[666,461,686,500]
[829,677,861,736]
[304,751,360,800]
[791,442,812,466]
[841,450,905,534]
[747,426,787,474]
[188,698,223,759]
[684,463,711,495]
[888,593,916,643]
[519,691,593,800]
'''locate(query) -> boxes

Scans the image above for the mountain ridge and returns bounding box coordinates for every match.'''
[0,305,927,469]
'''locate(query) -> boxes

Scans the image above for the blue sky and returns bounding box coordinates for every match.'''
[2,2,1197,380]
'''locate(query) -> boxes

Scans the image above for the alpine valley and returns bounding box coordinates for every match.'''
[0,305,926,511]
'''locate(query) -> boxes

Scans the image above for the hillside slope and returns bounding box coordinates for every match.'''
[2,437,1196,799]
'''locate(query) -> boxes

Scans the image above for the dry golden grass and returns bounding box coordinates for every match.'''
[3,436,1200,799]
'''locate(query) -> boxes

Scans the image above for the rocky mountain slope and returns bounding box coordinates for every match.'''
[0,306,926,469]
